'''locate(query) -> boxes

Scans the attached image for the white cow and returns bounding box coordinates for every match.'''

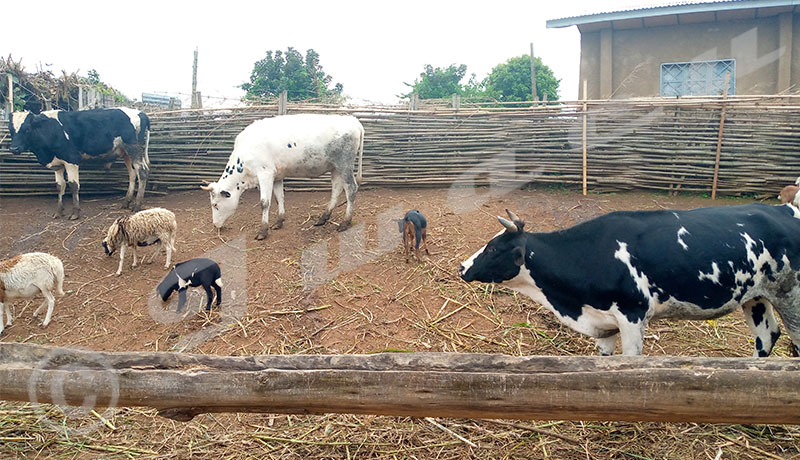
[202,114,364,240]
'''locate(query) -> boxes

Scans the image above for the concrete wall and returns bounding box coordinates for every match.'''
[579,14,796,99]
[793,14,800,90]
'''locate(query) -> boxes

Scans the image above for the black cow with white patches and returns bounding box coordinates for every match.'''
[459,206,800,356]
[8,108,151,219]
[157,258,222,313]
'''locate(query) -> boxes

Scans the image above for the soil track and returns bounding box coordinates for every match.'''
[1,185,798,459]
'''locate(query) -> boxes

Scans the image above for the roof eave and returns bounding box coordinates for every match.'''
[546,0,800,28]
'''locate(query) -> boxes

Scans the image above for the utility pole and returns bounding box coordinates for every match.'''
[191,47,201,109]
[530,42,538,104]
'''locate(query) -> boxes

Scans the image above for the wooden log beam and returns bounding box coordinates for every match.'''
[1,343,799,424]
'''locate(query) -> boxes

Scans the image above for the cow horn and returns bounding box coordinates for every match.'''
[200,184,213,191]
[498,216,518,233]
[506,209,521,222]
[202,179,211,185]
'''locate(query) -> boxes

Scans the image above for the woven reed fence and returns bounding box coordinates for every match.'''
[1,96,799,197]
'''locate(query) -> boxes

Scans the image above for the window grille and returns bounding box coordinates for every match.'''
[660,59,735,97]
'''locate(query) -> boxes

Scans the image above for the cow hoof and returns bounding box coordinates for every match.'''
[132,204,142,213]
[337,220,352,232]
[271,219,285,230]
[53,211,63,219]
[314,213,331,226]
[68,213,80,221]
[121,201,132,209]
[255,230,269,240]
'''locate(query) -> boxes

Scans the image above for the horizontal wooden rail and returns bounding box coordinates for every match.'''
[1,343,798,424]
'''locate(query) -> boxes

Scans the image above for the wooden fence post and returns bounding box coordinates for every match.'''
[582,80,588,196]
[451,93,460,110]
[530,42,537,104]
[711,72,731,200]
[6,73,12,116]
[191,48,200,109]
[410,93,419,111]
[278,90,288,115]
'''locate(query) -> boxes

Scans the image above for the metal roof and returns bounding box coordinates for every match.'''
[547,0,800,29]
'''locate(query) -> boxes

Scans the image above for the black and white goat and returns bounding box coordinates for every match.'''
[0,252,65,335]
[157,258,222,312]
[102,207,177,275]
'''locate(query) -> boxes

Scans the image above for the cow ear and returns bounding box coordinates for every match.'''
[220,190,231,198]
[512,247,525,267]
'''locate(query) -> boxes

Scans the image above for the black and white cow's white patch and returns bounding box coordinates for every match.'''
[8,108,151,219]
[459,205,800,356]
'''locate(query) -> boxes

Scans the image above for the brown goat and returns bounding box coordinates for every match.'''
[397,210,429,263]
[779,185,800,207]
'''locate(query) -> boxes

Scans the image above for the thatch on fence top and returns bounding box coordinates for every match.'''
[1,95,799,197]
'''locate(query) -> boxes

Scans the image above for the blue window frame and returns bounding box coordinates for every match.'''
[660,59,735,97]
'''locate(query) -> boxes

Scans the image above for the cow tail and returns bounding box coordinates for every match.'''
[357,126,364,184]
[144,129,151,168]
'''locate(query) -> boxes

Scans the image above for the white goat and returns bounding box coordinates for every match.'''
[102,207,177,275]
[0,252,65,335]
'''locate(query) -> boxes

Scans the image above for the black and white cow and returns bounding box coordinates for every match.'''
[201,114,364,240]
[459,206,800,357]
[8,108,151,219]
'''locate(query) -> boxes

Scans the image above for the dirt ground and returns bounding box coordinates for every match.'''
[0,185,798,459]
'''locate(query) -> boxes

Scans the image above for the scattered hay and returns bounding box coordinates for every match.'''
[1,188,798,458]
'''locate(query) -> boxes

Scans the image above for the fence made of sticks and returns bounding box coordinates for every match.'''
[1,96,799,197]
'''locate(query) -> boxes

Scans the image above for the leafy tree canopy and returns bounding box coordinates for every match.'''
[403,64,471,99]
[403,56,559,103]
[241,47,343,102]
[484,55,560,102]
[85,69,129,104]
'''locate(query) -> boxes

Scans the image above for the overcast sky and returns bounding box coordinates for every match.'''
[4,0,670,106]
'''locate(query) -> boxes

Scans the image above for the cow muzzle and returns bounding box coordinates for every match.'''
[458,264,473,282]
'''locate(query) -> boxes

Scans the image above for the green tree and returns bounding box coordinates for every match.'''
[83,69,129,104]
[241,47,343,102]
[485,55,560,102]
[403,64,469,99]
[87,69,101,85]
